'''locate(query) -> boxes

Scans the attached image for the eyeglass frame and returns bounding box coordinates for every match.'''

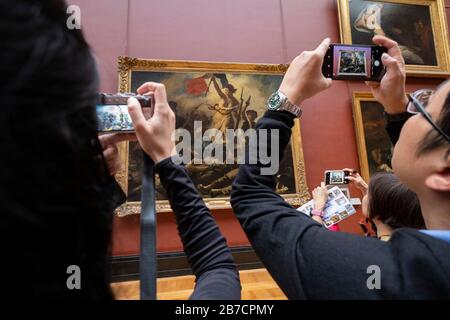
[407,92,450,142]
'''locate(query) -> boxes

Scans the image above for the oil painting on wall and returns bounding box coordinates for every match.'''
[115,58,310,215]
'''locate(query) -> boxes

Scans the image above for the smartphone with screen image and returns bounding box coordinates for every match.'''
[324,170,350,185]
[322,44,387,81]
[96,93,153,133]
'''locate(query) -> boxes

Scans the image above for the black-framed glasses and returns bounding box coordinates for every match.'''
[407,89,450,142]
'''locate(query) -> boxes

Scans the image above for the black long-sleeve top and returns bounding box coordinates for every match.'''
[230,110,450,299]
[155,158,241,300]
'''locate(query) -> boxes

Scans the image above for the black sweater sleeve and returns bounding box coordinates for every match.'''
[230,110,450,299]
[155,158,241,300]
[230,111,403,299]
[385,114,411,145]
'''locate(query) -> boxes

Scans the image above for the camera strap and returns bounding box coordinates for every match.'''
[140,153,157,300]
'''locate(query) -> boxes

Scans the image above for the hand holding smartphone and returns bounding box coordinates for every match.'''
[322,44,387,81]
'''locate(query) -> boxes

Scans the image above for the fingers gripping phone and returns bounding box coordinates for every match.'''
[96,93,154,133]
[322,44,387,81]
[324,170,350,185]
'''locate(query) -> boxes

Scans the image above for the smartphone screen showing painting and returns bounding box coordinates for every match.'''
[116,58,310,214]
[352,92,394,181]
[334,45,370,77]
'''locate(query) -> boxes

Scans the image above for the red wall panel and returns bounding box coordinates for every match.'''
[68,0,450,255]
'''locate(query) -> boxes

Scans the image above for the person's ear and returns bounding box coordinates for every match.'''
[425,155,450,191]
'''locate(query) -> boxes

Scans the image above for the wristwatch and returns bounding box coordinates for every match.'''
[267,91,302,118]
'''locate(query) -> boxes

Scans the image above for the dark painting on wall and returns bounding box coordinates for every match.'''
[353,92,393,181]
[349,0,436,65]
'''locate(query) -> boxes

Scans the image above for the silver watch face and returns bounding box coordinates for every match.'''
[267,91,283,110]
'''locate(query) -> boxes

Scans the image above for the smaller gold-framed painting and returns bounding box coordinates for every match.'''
[337,0,450,77]
[352,92,394,181]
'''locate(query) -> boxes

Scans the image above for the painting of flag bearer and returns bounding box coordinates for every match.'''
[126,67,300,201]
[184,73,252,136]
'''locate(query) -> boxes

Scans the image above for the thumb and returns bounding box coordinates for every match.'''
[128,97,148,134]
[314,37,331,57]
[323,77,332,88]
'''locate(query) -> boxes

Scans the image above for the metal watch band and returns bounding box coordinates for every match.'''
[280,99,302,117]
[267,91,302,118]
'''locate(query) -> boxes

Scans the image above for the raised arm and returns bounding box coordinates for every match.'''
[365,35,411,146]
[230,39,405,299]
[128,82,240,300]
[231,109,398,299]
[156,158,240,300]
[211,75,227,101]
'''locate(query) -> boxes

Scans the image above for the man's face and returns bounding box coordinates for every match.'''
[392,81,450,194]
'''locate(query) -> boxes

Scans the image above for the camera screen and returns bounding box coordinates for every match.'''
[96,104,134,132]
[333,45,372,78]
[329,171,345,184]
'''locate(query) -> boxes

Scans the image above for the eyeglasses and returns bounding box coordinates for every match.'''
[407,89,450,142]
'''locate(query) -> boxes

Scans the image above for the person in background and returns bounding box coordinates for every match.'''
[344,170,425,241]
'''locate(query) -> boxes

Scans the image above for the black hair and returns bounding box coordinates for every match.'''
[0,0,125,299]
[368,173,425,230]
[417,87,450,158]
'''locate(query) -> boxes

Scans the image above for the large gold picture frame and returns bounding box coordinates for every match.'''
[352,92,395,181]
[338,0,450,77]
[114,57,310,217]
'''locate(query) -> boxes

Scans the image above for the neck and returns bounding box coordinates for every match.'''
[419,191,450,230]
[373,219,394,239]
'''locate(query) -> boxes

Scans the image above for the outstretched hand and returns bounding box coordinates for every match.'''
[343,168,368,195]
[279,38,333,106]
[128,82,177,164]
[312,182,329,211]
[365,35,408,114]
